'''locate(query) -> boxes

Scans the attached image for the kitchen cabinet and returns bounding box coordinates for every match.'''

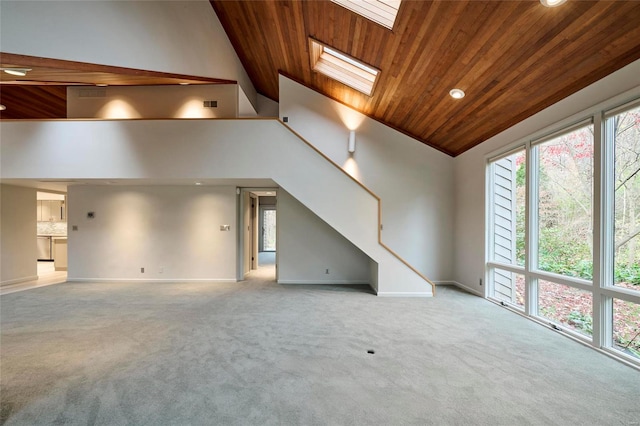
[37,236,53,260]
[37,200,66,222]
[53,238,68,271]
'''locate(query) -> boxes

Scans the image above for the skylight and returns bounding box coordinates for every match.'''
[309,39,380,96]
[330,0,401,30]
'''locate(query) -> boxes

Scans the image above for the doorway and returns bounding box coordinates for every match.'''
[239,188,277,281]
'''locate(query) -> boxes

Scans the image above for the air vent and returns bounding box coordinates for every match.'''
[78,89,106,98]
[203,100,218,108]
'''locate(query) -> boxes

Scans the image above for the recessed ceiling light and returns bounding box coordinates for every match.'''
[0,104,6,111]
[195,182,202,186]
[540,0,567,7]
[179,82,190,86]
[96,83,108,87]
[2,68,31,76]
[449,88,465,99]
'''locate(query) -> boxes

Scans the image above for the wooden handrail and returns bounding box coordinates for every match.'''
[278,120,436,296]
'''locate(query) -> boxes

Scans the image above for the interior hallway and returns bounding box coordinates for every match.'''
[0,262,67,296]
[245,251,276,282]
[1,276,638,425]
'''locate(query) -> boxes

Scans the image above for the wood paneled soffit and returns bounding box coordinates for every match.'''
[0,53,237,119]
[0,53,236,86]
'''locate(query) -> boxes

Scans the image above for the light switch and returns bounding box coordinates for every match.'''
[220,225,230,231]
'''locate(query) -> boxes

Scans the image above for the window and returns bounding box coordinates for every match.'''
[309,39,380,96]
[538,280,593,338]
[491,268,525,309]
[613,298,640,359]
[487,97,640,366]
[488,149,526,309]
[330,0,401,30]
[262,208,276,252]
[609,103,640,295]
[489,149,526,267]
[534,123,594,280]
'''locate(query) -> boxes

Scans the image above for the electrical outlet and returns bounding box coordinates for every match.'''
[325,268,330,274]
[159,267,164,274]
[141,267,145,273]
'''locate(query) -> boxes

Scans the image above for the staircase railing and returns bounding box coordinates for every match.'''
[280,120,437,295]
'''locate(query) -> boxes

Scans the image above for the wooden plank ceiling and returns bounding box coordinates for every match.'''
[0,53,235,120]
[211,0,640,156]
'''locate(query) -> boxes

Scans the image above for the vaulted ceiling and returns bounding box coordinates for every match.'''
[212,0,640,156]
[1,1,640,156]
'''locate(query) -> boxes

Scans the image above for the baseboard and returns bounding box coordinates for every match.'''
[277,279,370,285]
[1,275,39,287]
[66,278,236,283]
[433,280,457,286]
[449,281,484,297]
[376,291,433,297]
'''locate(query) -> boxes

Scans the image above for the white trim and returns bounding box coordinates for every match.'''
[67,278,237,283]
[601,286,640,304]
[593,110,605,349]
[530,117,593,147]
[376,291,433,298]
[277,279,370,285]
[603,96,640,119]
[449,281,484,297]
[0,276,39,286]
[486,262,525,274]
[529,270,593,291]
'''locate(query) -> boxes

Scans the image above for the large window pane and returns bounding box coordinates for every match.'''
[612,104,640,295]
[491,268,525,309]
[538,280,593,338]
[262,209,276,251]
[536,125,593,280]
[613,298,640,359]
[490,150,526,266]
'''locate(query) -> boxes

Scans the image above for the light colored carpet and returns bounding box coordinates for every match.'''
[1,278,638,425]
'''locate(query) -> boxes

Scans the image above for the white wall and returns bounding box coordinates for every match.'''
[1,119,431,294]
[68,85,238,119]
[278,190,371,285]
[0,0,257,110]
[453,59,640,295]
[1,184,37,285]
[257,94,279,118]
[67,185,237,281]
[279,76,454,282]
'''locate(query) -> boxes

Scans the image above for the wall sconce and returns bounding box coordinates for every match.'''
[348,130,356,153]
